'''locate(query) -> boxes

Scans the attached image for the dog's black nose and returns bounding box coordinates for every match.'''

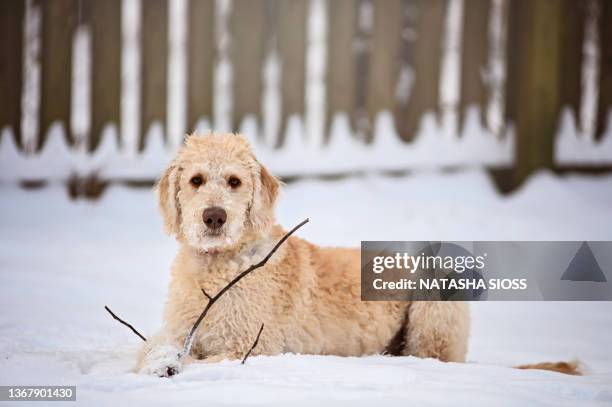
[202,207,227,229]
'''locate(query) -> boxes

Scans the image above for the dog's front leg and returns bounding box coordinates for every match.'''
[136,276,206,377]
[136,329,190,377]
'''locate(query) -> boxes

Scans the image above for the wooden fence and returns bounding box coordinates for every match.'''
[0,0,611,192]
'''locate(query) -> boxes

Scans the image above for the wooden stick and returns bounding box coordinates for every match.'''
[104,305,147,342]
[178,218,309,359]
[241,323,265,364]
[201,288,212,301]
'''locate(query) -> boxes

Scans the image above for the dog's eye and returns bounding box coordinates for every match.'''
[190,175,203,187]
[228,176,241,188]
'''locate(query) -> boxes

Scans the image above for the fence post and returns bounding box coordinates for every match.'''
[458,0,490,132]
[504,0,519,128]
[397,0,447,141]
[596,0,612,139]
[231,0,267,134]
[325,0,358,140]
[140,0,168,151]
[39,0,79,150]
[0,0,24,147]
[558,0,587,127]
[84,0,121,152]
[366,0,402,143]
[276,0,307,147]
[187,0,215,135]
[506,0,562,185]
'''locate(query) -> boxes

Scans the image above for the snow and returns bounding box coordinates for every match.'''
[556,109,612,165]
[1,170,612,405]
[0,107,515,184]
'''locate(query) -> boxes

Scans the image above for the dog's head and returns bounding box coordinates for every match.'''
[156,132,280,252]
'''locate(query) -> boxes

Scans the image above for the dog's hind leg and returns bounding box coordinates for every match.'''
[402,301,470,362]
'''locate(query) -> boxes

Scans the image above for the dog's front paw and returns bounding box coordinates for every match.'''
[139,345,183,377]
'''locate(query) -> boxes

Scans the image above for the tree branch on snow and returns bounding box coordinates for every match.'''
[104,305,147,342]
[242,323,265,364]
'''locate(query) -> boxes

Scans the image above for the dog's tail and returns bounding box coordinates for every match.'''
[515,360,582,375]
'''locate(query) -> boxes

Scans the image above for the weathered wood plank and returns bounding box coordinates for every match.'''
[140,0,168,151]
[596,0,612,139]
[558,0,586,125]
[397,0,447,141]
[230,0,267,133]
[39,0,78,150]
[325,0,358,139]
[0,0,24,147]
[507,0,562,185]
[459,0,490,132]
[366,0,402,142]
[187,0,215,135]
[504,0,521,126]
[276,0,307,146]
[84,0,121,151]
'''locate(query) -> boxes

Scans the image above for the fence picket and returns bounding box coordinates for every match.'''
[187,0,215,135]
[84,0,121,152]
[231,0,267,134]
[140,0,168,151]
[325,0,357,140]
[367,0,402,143]
[0,0,24,148]
[508,0,562,184]
[277,0,307,147]
[596,0,612,139]
[39,0,78,150]
[459,0,490,132]
[397,0,447,141]
[559,0,586,127]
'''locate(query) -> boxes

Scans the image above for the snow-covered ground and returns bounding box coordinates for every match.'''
[1,169,612,406]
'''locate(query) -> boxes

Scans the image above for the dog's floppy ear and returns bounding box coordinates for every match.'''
[249,161,281,233]
[156,162,182,235]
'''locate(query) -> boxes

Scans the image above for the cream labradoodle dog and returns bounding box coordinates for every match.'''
[137,132,469,377]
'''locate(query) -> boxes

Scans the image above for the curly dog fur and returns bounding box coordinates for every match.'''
[136,132,470,376]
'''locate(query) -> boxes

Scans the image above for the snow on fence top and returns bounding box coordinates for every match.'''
[0,0,611,184]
